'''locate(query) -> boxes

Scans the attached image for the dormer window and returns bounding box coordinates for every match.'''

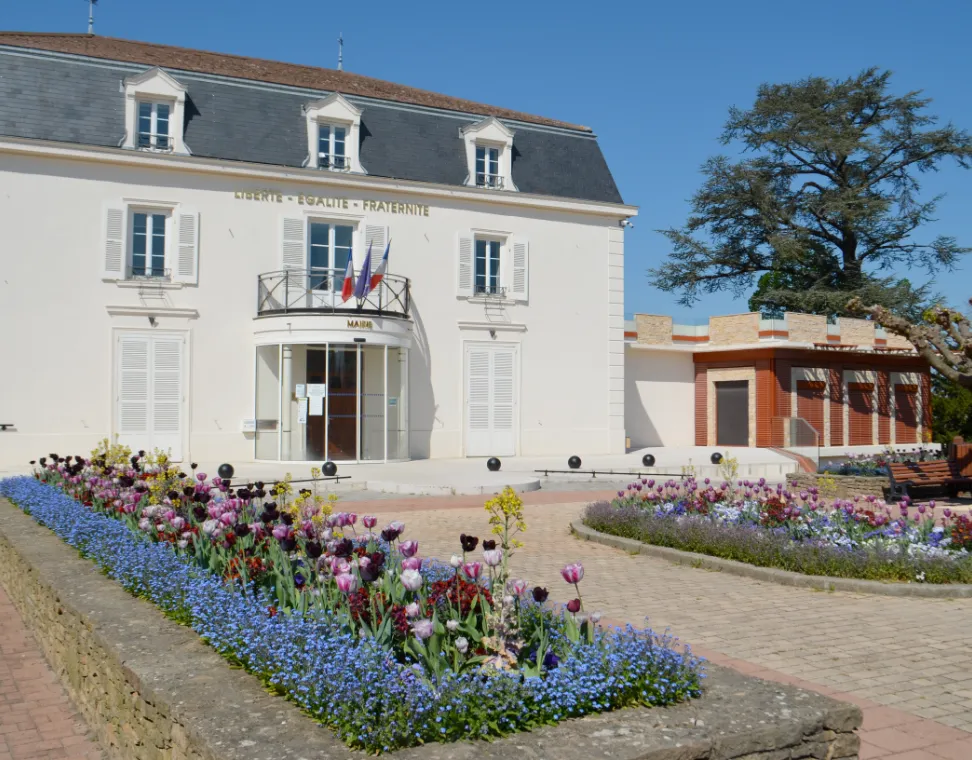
[318,123,348,170]
[461,117,516,191]
[304,94,364,173]
[137,101,171,151]
[123,68,189,155]
[475,145,502,188]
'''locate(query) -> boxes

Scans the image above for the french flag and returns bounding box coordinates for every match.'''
[340,255,354,302]
[370,240,390,290]
[353,242,373,299]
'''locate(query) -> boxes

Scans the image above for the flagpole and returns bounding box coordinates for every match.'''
[88,0,95,34]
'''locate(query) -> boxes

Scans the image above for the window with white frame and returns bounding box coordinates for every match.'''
[475,145,502,188]
[308,221,354,290]
[130,210,170,278]
[475,238,502,294]
[304,94,364,172]
[123,68,188,155]
[318,123,348,170]
[460,117,516,191]
[102,202,199,285]
[137,101,172,150]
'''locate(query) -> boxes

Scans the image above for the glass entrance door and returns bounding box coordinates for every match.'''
[327,346,358,460]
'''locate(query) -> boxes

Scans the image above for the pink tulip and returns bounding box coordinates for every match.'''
[561,562,584,585]
[401,556,422,571]
[463,562,482,581]
[363,515,377,529]
[508,579,528,596]
[400,569,423,591]
[405,602,420,618]
[335,573,357,593]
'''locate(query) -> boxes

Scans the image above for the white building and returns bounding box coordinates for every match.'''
[0,33,634,468]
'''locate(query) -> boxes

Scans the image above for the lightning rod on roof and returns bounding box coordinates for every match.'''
[338,32,344,71]
[87,0,97,34]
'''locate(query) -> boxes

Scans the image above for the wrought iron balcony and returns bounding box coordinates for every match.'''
[257,268,410,318]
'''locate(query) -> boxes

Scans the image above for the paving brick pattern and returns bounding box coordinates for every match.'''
[0,586,102,760]
[361,496,972,757]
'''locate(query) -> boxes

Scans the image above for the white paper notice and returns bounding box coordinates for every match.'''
[295,384,306,398]
[309,395,324,416]
[307,383,327,397]
[297,397,308,424]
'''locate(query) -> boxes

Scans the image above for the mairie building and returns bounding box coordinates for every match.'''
[0,33,633,467]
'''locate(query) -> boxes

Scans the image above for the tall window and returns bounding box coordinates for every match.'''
[475,145,501,188]
[475,239,501,294]
[309,222,354,290]
[131,212,167,277]
[137,102,171,150]
[318,124,347,169]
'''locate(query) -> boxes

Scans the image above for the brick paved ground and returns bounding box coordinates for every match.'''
[359,496,972,759]
[0,587,102,760]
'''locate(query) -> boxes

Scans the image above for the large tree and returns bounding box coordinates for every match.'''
[851,298,972,389]
[654,68,972,315]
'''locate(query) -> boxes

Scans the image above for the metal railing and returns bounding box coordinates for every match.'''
[772,416,821,468]
[257,268,410,317]
[476,175,505,189]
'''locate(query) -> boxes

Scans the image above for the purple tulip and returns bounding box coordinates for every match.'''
[482,549,503,567]
[400,569,423,591]
[411,619,434,640]
[399,540,419,558]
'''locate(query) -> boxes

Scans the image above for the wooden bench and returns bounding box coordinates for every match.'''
[888,460,972,501]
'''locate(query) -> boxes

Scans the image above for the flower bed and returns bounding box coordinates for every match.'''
[0,447,701,753]
[817,448,944,476]
[584,478,972,584]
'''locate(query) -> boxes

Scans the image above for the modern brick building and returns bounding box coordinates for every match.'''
[625,311,932,453]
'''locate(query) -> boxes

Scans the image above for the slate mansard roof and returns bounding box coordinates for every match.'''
[0,33,624,204]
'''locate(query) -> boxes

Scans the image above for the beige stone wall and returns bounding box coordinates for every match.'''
[787,313,828,344]
[787,472,888,499]
[839,317,876,347]
[706,367,757,446]
[885,332,915,349]
[709,313,759,345]
[635,314,673,345]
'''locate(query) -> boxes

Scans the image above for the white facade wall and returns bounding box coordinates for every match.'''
[624,348,695,447]
[0,144,631,467]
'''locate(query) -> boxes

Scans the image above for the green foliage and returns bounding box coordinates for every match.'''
[656,68,972,316]
[931,372,972,444]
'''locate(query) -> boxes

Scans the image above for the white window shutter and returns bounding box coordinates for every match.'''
[511,239,529,301]
[151,336,184,460]
[457,235,474,297]
[281,216,306,270]
[102,204,127,280]
[173,209,199,284]
[364,224,389,262]
[117,335,150,451]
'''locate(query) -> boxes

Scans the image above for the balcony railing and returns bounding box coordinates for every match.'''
[257,268,410,318]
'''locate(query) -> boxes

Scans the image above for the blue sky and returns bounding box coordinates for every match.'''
[5,0,971,320]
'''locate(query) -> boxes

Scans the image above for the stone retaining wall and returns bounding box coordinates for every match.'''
[0,497,862,760]
[787,471,888,498]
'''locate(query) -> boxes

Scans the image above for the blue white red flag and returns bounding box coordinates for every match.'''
[340,255,354,302]
[370,240,390,290]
